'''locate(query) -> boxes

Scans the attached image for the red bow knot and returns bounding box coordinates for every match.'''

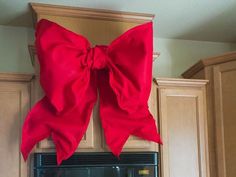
[84,46,108,69]
[21,19,162,165]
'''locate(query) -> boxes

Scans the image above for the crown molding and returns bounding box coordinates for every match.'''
[182,51,236,78]
[0,73,34,82]
[30,3,154,26]
[154,77,208,87]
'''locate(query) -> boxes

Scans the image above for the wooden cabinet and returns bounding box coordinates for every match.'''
[29,3,159,153]
[37,117,95,150]
[124,83,158,151]
[213,61,236,177]
[30,3,154,46]
[0,73,33,177]
[101,83,159,151]
[155,78,209,177]
[30,54,159,152]
[182,51,236,177]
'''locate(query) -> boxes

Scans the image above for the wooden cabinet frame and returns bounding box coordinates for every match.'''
[155,78,210,177]
[0,73,33,177]
[182,52,236,177]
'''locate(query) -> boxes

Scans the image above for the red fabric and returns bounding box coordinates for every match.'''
[21,19,162,164]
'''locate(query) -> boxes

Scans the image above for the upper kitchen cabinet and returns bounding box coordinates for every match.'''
[182,51,236,177]
[30,3,154,45]
[30,3,159,58]
[29,3,159,153]
[0,73,33,177]
[155,78,209,177]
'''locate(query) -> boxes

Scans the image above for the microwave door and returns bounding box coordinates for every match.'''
[103,166,135,177]
[104,166,126,177]
[36,168,90,177]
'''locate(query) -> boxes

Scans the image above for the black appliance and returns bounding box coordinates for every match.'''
[34,152,159,177]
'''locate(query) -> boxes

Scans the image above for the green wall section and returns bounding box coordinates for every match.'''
[0,25,235,77]
[0,25,34,73]
[154,38,236,77]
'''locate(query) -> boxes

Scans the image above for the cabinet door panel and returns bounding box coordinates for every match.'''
[123,83,158,150]
[213,61,236,177]
[158,85,209,177]
[37,113,94,150]
[102,83,158,151]
[0,82,30,177]
[32,58,95,151]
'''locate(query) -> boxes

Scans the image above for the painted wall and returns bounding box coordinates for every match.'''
[0,25,235,77]
[154,38,236,77]
[0,25,34,73]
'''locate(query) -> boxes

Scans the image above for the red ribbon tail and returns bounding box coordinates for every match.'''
[132,113,162,145]
[103,128,130,157]
[21,98,51,160]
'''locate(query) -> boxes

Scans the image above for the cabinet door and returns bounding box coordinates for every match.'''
[31,59,96,151]
[0,81,30,177]
[37,116,95,150]
[32,78,95,151]
[102,83,159,151]
[37,113,95,150]
[213,61,236,177]
[158,82,209,177]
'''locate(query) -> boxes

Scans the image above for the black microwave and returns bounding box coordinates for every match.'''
[34,152,159,177]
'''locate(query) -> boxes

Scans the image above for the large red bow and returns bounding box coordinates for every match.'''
[21,19,162,164]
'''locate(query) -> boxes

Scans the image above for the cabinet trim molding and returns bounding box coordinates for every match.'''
[182,51,236,78]
[154,78,208,87]
[0,73,34,82]
[30,3,154,26]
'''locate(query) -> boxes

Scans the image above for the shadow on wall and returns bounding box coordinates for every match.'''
[231,43,236,51]
[175,3,236,43]
[0,1,33,27]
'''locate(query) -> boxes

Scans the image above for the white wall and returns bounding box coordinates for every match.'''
[0,25,235,77]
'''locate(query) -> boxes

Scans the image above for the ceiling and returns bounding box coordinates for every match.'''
[1,0,236,42]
